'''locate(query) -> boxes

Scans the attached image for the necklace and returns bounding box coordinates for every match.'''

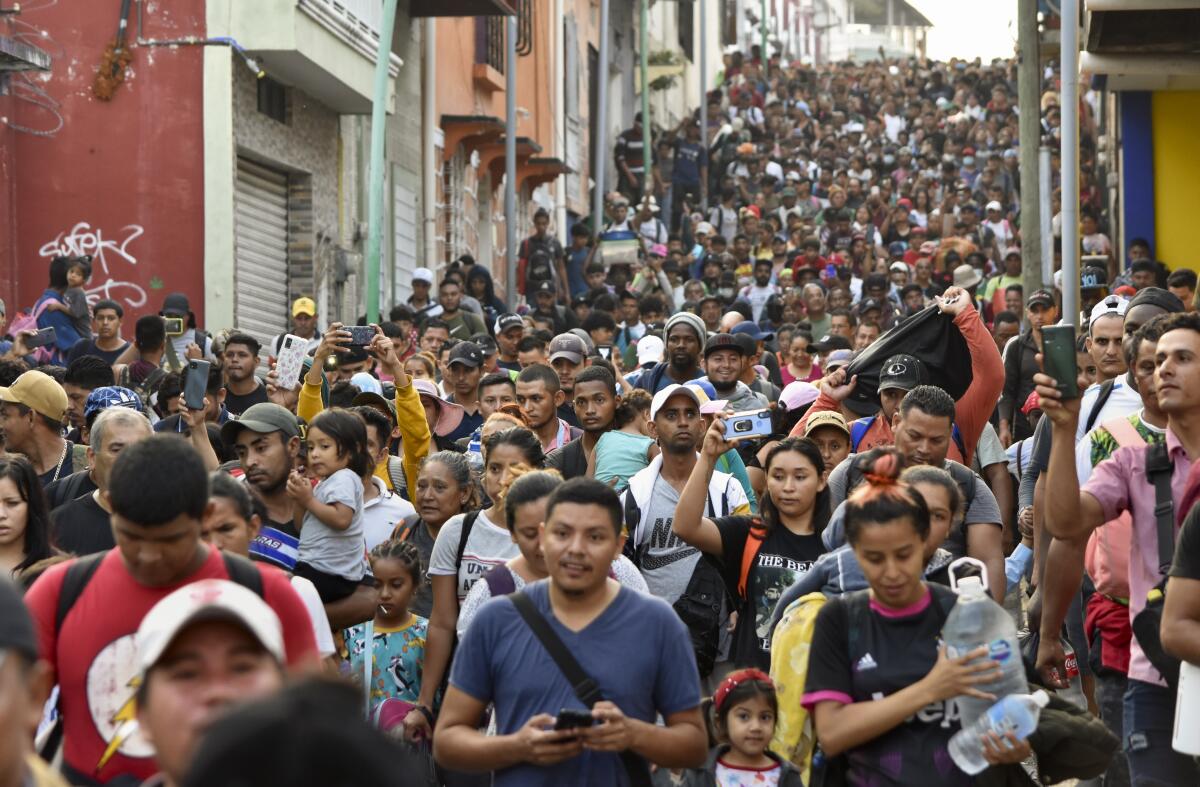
[50,440,69,483]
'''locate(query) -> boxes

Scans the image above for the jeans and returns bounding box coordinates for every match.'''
[1123,678,1200,786]
[1096,671,1130,787]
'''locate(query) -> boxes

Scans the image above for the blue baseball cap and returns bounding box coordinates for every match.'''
[730,321,775,342]
[83,386,144,421]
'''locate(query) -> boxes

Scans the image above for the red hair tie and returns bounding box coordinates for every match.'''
[712,668,774,714]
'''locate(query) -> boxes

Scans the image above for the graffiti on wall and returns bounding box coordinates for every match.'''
[37,221,150,309]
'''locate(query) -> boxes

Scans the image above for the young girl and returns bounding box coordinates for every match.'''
[802,449,1030,786]
[287,408,370,603]
[44,256,92,342]
[455,468,647,639]
[344,539,428,719]
[679,669,802,786]
[674,428,830,669]
[592,388,658,491]
[0,457,55,578]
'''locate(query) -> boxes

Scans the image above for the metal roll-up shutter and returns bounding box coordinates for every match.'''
[234,159,289,353]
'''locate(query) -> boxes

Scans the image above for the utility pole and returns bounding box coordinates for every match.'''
[1017,0,1042,302]
[592,0,610,241]
[761,0,768,78]
[1061,0,1080,326]
[505,14,517,308]
[364,0,400,324]
[699,0,708,210]
[641,0,650,203]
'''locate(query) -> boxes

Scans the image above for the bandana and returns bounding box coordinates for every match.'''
[712,668,774,714]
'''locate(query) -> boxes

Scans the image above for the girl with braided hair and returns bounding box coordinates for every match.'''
[801,447,1031,785]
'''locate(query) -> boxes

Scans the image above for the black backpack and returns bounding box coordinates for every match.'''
[524,248,556,293]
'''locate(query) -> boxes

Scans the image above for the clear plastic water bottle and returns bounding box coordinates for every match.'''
[948,690,1050,775]
[941,558,1028,724]
[465,432,483,472]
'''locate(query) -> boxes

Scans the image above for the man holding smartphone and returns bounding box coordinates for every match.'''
[435,479,707,783]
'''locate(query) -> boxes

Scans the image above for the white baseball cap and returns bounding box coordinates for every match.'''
[413,267,434,285]
[1089,295,1129,327]
[650,383,705,420]
[695,222,714,236]
[636,335,665,366]
[135,579,285,676]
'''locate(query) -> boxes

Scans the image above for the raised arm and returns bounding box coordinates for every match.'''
[671,417,731,557]
[371,329,431,494]
[1033,368,1107,541]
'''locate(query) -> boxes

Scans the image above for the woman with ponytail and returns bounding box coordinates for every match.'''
[673,416,831,669]
[801,447,1031,784]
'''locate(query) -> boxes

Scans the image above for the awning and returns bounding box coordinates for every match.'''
[521,157,570,191]
[411,0,515,17]
[441,115,505,163]
[485,136,542,184]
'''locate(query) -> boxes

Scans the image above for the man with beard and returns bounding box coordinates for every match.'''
[546,365,618,479]
[700,334,767,412]
[548,333,590,427]
[221,333,268,416]
[635,313,707,393]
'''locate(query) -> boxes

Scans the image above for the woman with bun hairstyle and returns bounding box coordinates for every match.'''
[802,448,1031,785]
[673,416,831,669]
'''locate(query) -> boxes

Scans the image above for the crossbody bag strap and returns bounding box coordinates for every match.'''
[510,591,651,787]
[1145,443,1176,575]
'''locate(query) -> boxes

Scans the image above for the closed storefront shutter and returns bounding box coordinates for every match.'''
[234,158,290,353]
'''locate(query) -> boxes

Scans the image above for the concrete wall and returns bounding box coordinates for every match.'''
[8,0,207,325]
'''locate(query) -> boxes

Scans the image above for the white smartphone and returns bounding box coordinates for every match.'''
[275,335,308,390]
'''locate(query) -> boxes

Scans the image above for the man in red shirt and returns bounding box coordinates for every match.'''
[25,435,318,785]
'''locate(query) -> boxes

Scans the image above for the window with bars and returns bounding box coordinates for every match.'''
[475,16,506,73]
[678,0,694,62]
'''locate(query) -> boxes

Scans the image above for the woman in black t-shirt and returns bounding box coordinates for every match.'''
[674,426,831,669]
[802,448,1030,786]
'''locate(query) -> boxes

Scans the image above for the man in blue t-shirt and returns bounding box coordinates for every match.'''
[435,478,707,785]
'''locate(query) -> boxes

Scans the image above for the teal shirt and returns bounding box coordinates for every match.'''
[717,449,759,514]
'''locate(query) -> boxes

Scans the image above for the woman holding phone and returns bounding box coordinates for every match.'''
[672,421,830,669]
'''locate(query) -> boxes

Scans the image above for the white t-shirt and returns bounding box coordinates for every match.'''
[1075,376,1144,444]
[455,555,648,639]
[427,509,520,603]
[291,575,337,657]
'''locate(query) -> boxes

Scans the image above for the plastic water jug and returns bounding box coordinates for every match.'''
[948,690,1050,775]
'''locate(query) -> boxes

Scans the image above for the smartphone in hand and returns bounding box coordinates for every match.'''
[1041,325,1079,400]
[274,335,308,390]
[183,360,211,410]
[723,409,773,441]
[24,327,57,349]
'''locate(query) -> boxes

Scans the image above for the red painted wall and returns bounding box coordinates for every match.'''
[4,0,207,328]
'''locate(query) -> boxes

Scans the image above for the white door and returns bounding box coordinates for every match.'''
[234,158,290,355]
[392,170,418,306]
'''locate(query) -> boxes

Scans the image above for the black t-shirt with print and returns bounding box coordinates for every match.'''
[804,584,969,787]
[1169,504,1200,581]
[224,381,269,416]
[714,515,826,669]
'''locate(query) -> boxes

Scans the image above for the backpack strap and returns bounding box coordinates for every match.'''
[220,551,264,598]
[454,511,481,573]
[950,423,966,461]
[55,552,106,632]
[1145,442,1176,575]
[737,520,768,599]
[1084,378,1118,434]
[509,591,652,786]
[848,417,874,453]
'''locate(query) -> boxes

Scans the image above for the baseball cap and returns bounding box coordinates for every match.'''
[683,383,729,415]
[220,402,300,445]
[780,381,819,412]
[0,370,68,423]
[1003,247,1021,260]
[548,333,588,365]
[1080,266,1108,291]
[889,260,909,274]
[812,334,853,353]
[650,383,705,420]
[858,297,884,314]
[495,313,524,334]
[351,391,397,426]
[1089,294,1129,325]
[805,410,850,438]
[823,348,855,372]
[136,579,284,677]
[878,353,923,393]
[291,297,317,317]
[636,334,665,366]
[413,379,465,436]
[1027,289,1056,309]
[0,577,36,662]
[649,243,668,258]
[350,372,382,396]
[986,201,1004,212]
[887,242,907,258]
[704,333,746,358]
[412,267,434,285]
[162,292,190,317]
[533,280,556,296]
[695,222,714,236]
[730,321,774,342]
[447,342,484,368]
[83,386,144,421]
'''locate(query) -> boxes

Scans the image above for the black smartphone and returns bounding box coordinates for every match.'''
[1041,325,1079,400]
[184,360,211,410]
[553,708,595,731]
[25,327,56,349]
[346,325,374,346]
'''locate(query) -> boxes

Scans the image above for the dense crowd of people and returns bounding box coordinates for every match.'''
[3,46,1200,787]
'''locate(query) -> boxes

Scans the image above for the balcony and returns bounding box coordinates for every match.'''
[211,0,403,114]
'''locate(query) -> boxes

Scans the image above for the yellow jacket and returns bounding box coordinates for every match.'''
[297,377,431,496]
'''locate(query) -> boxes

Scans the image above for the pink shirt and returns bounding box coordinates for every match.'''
[1084,427,1192,686]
